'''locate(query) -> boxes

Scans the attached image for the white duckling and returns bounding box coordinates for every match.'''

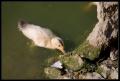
[18,20,65,53]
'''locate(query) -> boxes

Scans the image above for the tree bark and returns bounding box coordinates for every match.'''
[87,2,118,48]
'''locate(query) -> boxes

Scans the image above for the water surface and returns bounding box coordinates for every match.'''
[2,2,97,79]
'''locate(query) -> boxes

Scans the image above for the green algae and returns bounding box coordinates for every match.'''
[44,67,61,79]
[74,41,101,60]
[59,54,84,71]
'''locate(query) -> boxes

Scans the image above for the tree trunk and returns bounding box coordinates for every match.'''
[87,2,118,48]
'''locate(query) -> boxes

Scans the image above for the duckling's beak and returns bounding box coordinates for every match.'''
[61,49,66,54]
[59,48,66,54]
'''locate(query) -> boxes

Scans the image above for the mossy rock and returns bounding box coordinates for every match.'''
[75,41,101,61]
[96,66,103,74]
[83,61,97,72]
[46,56,59,66]
[44,67,61,79]
[59,54,84,71]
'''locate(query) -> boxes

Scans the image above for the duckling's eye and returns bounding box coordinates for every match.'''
[58,45,61,47]
[58,39,64,46]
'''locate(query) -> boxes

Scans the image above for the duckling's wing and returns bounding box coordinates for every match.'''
[42,28,56,38]
[34,27,56,47]
[19,24,43,40]
[19,24,56,47]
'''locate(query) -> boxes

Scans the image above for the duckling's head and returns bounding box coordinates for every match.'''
[51,37,65,54]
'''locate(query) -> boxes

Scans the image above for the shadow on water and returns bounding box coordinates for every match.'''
[64,39,76,52]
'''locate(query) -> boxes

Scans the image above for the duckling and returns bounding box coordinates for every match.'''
[18,20,65,53]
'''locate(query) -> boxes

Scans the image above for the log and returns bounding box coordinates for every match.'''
[87,2,118,48]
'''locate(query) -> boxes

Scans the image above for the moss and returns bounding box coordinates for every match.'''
[44,67,61,79]
[95,66,103,74]
[59,54,84,71]
[83,61,97,72]
[46,56,59,66]
[44,40,102,78]
[74,41,101,60]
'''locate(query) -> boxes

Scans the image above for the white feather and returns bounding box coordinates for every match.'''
[51,61,63,69]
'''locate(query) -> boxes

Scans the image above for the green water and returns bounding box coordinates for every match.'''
[2,2,97,79]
